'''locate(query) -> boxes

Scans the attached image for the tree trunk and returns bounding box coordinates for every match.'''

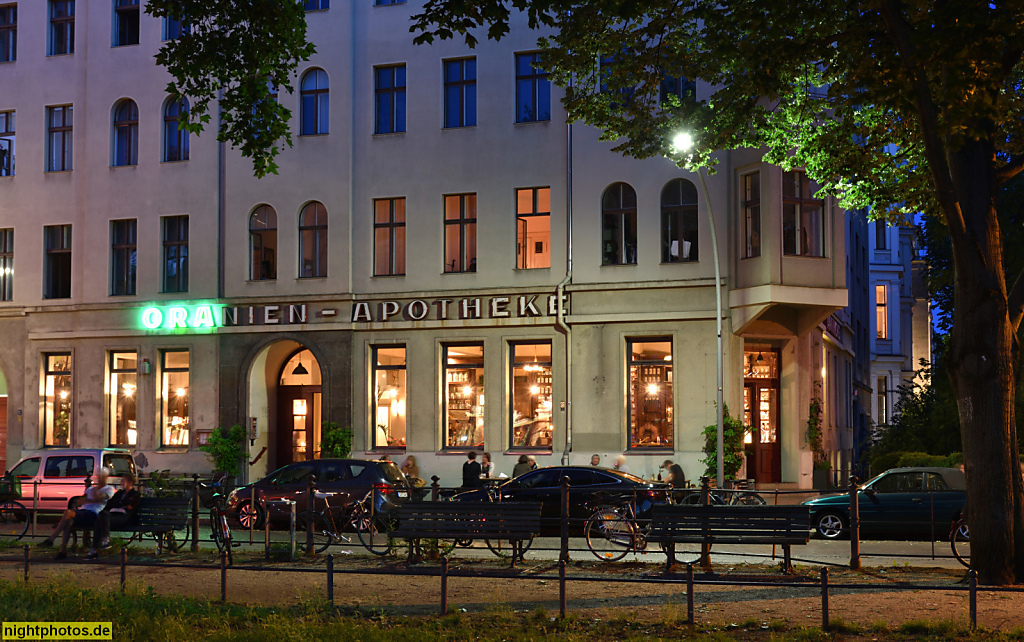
[945,138,1024,585]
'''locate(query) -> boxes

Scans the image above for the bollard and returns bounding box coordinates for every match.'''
[327,554,334,604]
[249,487,256,545]
[32,481,38,537]
[821,566,830,630]
[265,501,272,561]
[23,544,29,583]
[191,474,200,553]
[686,563,695,625]
[559,476,570,563]
[305,475,316,557]
[969,569,977,630]
[120,548,127,592]
[559,559,567,618]
[220,550,228,603]
[440,556,449,614]
[290,501,297,562]
[849,475,860,570]
[431,476,441,502]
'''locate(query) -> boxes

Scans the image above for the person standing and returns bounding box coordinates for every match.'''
[462,451,483,488]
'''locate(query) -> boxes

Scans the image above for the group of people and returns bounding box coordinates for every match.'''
[39,468,141,560]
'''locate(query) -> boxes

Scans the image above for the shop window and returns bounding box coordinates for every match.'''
[0,5,14,63]
[299,201,328,278]
[163,97,189,161]
[162,215,188,293]
[510,342,553,449]
[443,58,476,128]
[0,110,13,176]
[515,52,550,123]
[110,219,136,296]
[249,205,277,281]
[47,105,73,171]
[43,224,71,299]
[444,344,484,449]
[113,0,139,47]
[444,193,476,273]
[43,353,72,447]
[627,339,673,449]
[112,99,138,166]
[374,65,406,134]
[374,198,405,276]
[299,68,329,135]
[0,228,12,301]
[743,172,760,258]
[48,1,74,56]
[108,351,137,446]
[161,350,190,447]
[601,182,637,265]
[661,179,698,263]
[876,284,888,339]
[516,187,550,269]
[372,346,407,449]
[782,170,825,257]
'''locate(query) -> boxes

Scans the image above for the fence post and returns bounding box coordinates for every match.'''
[969,569,977,630]
[440,556,449,614]
[249,487,255,545]
[327,553,334,604]
[120,548,127,592]
[220,550,228,603]
[305,475,316,558]
[32,481,38,537]
[431,476,441,502]
[559,476,570,563]
[559,559,567,619]
[820,566,829,630]
[265,501,272,561]
[849,475,860,570]
[23,544,29,583]
[190,474,200,553]
[686,563,695,625]
[699,476,711,570]
[290,501,297,562]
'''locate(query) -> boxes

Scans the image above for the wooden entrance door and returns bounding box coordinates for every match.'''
[276,386,318,468]
[743,348,781,484]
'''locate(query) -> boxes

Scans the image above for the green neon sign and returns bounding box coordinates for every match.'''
[140,304,222,332]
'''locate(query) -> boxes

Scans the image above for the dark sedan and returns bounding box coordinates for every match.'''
[451,466,669,534]
[803,467,966,540]
[226,459,410,527]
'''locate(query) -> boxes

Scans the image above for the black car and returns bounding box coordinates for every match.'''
[451,466,669,534]
[226,459,410,527]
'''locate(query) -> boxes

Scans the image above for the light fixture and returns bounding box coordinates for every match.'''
[176,387,186,398]
[646,383,660,396]
[388,388,398,399]
[530,385,541,395]
[292,352,309,376]
[59,390,69,400]
[462,385,473,397]
[122,383,136,398]
[756,350,765,363]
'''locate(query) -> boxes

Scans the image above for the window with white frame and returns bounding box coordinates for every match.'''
[516,187,550,269]
[299,202,328,278]
[372,346,406,449]
[374,198,406,276]
[300,68,329,135]
[661,179,698,263]
[108,351,137,446]
[113,0,139,47]
[782,170,825,257]
[112,99,138,166]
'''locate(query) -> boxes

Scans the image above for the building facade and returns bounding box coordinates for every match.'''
[0,1,849,487]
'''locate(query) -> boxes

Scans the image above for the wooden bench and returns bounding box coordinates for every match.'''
[390,501,542,565]
[646,504,812,573]
[109,497,191,552]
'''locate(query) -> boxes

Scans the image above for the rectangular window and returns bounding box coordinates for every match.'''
[782,170,825,257]
[372,346,406,449]
[161,350,190,447]
[304,0,329,9]
[510,342,553,449]
[444,193,477,273]
[627,338,673,449]
[110,219,136,296]
[0,4,15,62]
[374,197,406,276]
[162,215,188,293]
[516,187,550,269]
[108,351,137,446]
[46,105,73,171]
[660,74,696,107]
[43,224,71,299]
[374,65,406,134]
[875,220,887,250]
[877,376,888,425]
[43,353,72,447]
[113,0,139,47]
[875,284,888,339]
[163,13,189,41]
[515,53,550,123]
[443,58,476,128]
[444,344,484,450]
[48,1,74,56]
[0,110,14,176]
[742,172,760,258]
[0,228,11,301]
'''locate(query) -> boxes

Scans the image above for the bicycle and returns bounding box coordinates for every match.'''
[463,485,537,560]
[298,488,405,556]
[676,487,767,506]
[0,474,28,540]
[585,498,683,562]
[197,480,237,563]
[950,517,969,568]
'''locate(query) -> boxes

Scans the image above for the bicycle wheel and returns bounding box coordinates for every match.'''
[159,523,190,553]
[296,512,334,554]
[732,492,766,506]
[0,500,28,540]
[209,509,229,553]
[357,514,397,556]
[485,535,535,560]
[585,509,634,562]
[951,518,970,568]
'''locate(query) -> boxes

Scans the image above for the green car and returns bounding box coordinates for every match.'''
[802,467,966,540]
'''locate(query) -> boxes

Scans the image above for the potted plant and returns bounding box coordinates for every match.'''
[199,424,246,485]
[806,394,832,489]
[700,405,751,481]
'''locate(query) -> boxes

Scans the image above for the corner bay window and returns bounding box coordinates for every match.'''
[161,350,190,447]
[876,284,888,339]
[444,344,484,450]
[743,172,760,258]
[782,170,825,257]
[627,339,673,449]
[109,352,137,446]
[44,353,72,447]
[511,342,553,449]
[372,347,406,449]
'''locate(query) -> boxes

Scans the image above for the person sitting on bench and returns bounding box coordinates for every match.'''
[40,468,116,559]
[87,473,140,559]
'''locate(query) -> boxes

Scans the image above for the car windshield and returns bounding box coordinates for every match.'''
[377,462,406,485]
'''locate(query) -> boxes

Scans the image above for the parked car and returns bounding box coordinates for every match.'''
[4,448,136,512]
[450,466,670,534]
[802,467,966,540]
[226,459,410,527]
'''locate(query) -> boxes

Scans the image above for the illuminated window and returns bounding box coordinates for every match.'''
[782,170,824,256]
[661,179,698,263]
[46,105,73,171]
[443,58,476,128]
[374,198,405,276]
[601,183,637,266]
[0,110,13,176]
[110,219,136,296]
[108,351,137,446]
[372,346,406,449]
[444,344,484,450]
[876,284,888,339]
[516,187,550,269]
[113,0,139,47]
[161,350,190,447]
[162,216,188,293]
[43,353,72,446]
[163,97,189,161]
[510,342,552,449]
[249,205,277,281]
[0,228,12,301]
[0,5,15,62]
[515,52,550,123]
[299,68,329,135]
[112,99,138,166]
[627,339,673,449]
[48,1,74,56]
[374,65,406,134]
[743,172,760,258]
[43,224,71,299]
[877,376,888,425]
[299,202,328,278]
[444,194,476,273]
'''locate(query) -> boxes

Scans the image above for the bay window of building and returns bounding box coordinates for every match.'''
[601,182,637,266]
[875,284,888,339]
[163,97,189,161]
[444,344,484,450]
[372,346,406,449]
[444,193,477,273]
[516,187,550,269]
[162,215,188,293]
[249,205,277,281]
[299,201,328,278]
[661,178,698,263]
[113,0,139,47]
[46,105,73,171]
[0,5,14,63]
[782,170,825,256]
[0,228,11,301]
[43,353,72,447]
[112,99,138,166]
[374,65,406,134]
[299,68,329,135]
[374,198,406,276]
[1,110,15,176]
[743,172,761,258]
[161,350,190,447]
[48,1,74,56]
[515,52,550,123]
[110,219,136,296]
[510,342,553,449]
[108,351,137,446]
[443,58,476,128]
[43,224,71,299]
[627,338,673,449]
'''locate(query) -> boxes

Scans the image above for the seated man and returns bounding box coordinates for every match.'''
[87,473,140,559]
[662,459,688,488]
[40,468,116,559]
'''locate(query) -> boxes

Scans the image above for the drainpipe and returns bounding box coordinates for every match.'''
[217,89,226,300]
[557,112,574,465]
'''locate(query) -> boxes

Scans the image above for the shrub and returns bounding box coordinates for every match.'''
[701,405,751,480]
[320,422,352,459]
[199,424,246,477]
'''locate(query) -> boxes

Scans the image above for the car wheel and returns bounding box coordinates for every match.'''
[815,511,847,539]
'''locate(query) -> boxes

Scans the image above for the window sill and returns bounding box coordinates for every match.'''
[157,447,190,453]
[600,262,637,267]
[298,133,329,138]
[365,448,406,455]
[783,254,828,259]
[297,276,327,281]
[372,273,406,278]
[246,279,277,284]
[505,448,553,455]
[740,255,761,261]
[45,170,73,174]
[626,447,675,454]
[372,131,406,137]
[442,125,477,130]
[436,450,485,456]
[110,164,138,169]
[109,293,137,298]
[161,159,190,164]
[513,119,552,125]
[46,53,75,58]
[514,267,551,271]
[660,260,699,265]
[112,43,141,49]
[442,270,477,275]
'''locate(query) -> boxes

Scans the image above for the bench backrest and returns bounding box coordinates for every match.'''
[395,501,542,538]
[650,504,812,544]
[133,497,191,530]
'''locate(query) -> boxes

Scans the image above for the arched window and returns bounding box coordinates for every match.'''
[601,183,637,265]
[299,202,328,278]
[249,205,277,281]
[112,99,138,166]
[163,97,189,162]
[300,68,329,135]
[661,179,698,263]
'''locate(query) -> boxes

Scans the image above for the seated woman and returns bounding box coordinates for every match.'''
[87,473,141,559]
[40,468,116,559]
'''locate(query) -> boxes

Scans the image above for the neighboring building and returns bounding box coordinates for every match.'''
[0,2,849,487]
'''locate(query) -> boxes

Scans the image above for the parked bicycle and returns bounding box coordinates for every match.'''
[298,487,402,555]
[197,479,237,563]
[584,498,685,562]
[950,517,970,568]
[676,487,767,506]
[0,473,28,540]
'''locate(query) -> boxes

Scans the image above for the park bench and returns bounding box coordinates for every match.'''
[390,501,542,566]
[109,497,191,552]
[646,504,812,573]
